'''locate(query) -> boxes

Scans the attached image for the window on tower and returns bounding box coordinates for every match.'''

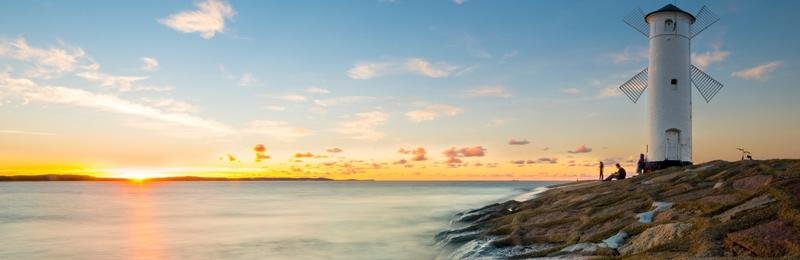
[671,79,678,85]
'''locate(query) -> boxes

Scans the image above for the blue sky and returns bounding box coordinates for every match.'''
[0,0,797,179]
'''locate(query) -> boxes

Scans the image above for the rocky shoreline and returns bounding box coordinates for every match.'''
[435,159,800,258]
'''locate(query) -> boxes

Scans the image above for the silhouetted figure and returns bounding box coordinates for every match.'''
[636,154,646,175]
[747,155,753,160]
[603,164,627,181]
[599,161,604,181]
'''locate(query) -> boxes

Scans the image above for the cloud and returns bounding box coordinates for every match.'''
[443,146,486,164]
[453,0,467,4]
[253,144,270,162]
[244,120,314,140]
[346,58,459,79]
[393,159,408,165]
[313,96,373,107]
[306,87,330,94]
[398,147,427,161]
[0,37,86,78]
[140,97,198,113]
[607,46,648,64]
[0,129,55,136]
[405,104,463,122]
[486,119,507,127]
[76,65,149,91]
[140,57,159,71]
[326,147,343,153]
[294,152,314,158]
[158,0,235,39]
[238,73,258,86]
[535,157,558,164]
[225,153,237,162]
[464,86,512,98]
[508,139,530,145]
[561,88,582,95]
[597,85,621,98]
[0,74,235,136]
[692,47,730,70]
[264,106,286,112]
[567,144,592,154]
[732,61,782,81]
[335,111,388,141]
[271,94,307,102]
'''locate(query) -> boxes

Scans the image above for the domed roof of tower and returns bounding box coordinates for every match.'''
[645,4,696,23]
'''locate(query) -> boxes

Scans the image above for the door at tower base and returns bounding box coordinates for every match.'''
[665,129,680,161]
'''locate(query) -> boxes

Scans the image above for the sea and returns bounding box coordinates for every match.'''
[0,181,559,259]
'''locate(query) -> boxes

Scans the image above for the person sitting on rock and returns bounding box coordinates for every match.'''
[603,163,627,181]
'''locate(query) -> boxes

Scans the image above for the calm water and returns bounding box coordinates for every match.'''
[0,181,557,259]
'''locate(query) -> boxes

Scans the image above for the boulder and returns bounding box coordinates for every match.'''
[732,175,773,193]
[725,220,800,257]
[713,194,775,222]
[618,222,692,256]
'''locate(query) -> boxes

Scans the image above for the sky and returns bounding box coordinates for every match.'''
[0,0,798,180]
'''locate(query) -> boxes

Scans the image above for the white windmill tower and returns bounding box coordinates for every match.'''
[619,4,723,170]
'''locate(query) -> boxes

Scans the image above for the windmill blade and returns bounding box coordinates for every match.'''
[690,65,724,103]
[623,7,649,37]
[619,67,649,103]
[690,5,720,38]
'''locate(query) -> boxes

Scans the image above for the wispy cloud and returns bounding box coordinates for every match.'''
[607,46,648,64]
[140,97,198,113]
[405,104,462,123]
[464,85,512,98]
[0,74,235,136]
[0,37,86,78]
[335,111,388,141]
[443,146,486,164]
[452,0,467,5]
[0,129,55,136]
[76,69,149,91]
[238,73,258,86]
[244,120,314,140]
[692,46,730,70]
[253,144,270,162]
[732,61,782,81]
[158,0,236,39]
[508,139,530,145]
[306,87,330,94]
[140,57,159,71]
[346,58,459,79]
[313,96,373,107]
[561,88,582,95]
[270,94,307,102]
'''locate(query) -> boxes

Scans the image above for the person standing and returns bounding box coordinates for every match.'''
[599,161,604,181]
[636,154,646,175]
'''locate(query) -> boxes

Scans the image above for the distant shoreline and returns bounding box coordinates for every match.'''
[0,174,345,182]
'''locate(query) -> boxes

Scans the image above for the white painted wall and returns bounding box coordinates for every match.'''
[646,11,693,162]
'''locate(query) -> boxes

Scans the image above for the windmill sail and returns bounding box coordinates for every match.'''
[619,68,649,103]
[623,7,649,37]
[690,6,719,38]
[690,65,724,102]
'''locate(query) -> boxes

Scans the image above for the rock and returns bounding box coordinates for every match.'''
[653,208,678,222]
[698,194,740,206]
[619,222,692,256]
[650,171,684,183]
[732,175,773,193]
[725,220,800,257]
[713,181,724,189]
[713,194,775,222]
